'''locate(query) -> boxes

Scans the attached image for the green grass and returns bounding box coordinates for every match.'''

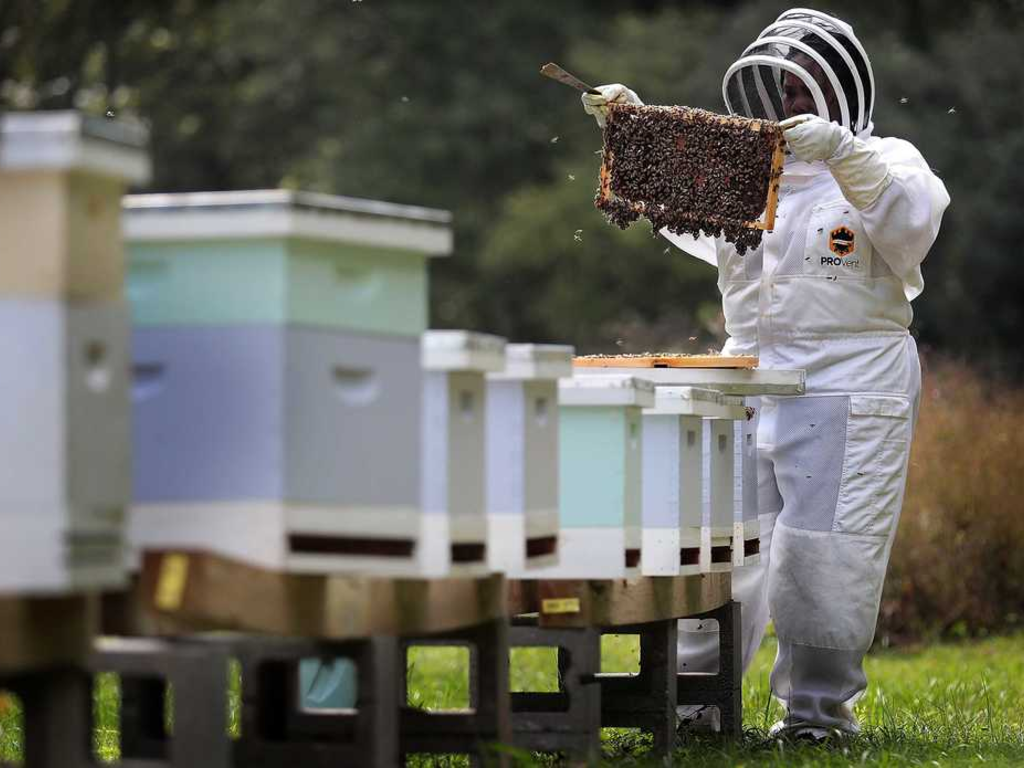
[2,633,1023,766]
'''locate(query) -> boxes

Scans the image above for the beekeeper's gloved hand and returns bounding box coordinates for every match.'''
[581,84,644,128]
[781,114,893,210]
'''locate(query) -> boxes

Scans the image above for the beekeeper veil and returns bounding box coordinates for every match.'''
[722,8,874,134]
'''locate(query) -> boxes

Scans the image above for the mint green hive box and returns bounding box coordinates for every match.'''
[530,375,655,579]
[123,190,452,334]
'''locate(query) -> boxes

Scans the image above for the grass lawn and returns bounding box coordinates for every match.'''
[2,632,1023,766]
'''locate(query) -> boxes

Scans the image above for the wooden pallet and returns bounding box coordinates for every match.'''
[509,572,730,629]
[134,550,506,639]
[574,354,758,369]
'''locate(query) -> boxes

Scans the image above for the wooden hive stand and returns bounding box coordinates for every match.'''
[127,550,512,767]
[508,572,740,761]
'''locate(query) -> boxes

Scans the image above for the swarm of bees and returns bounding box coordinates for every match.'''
[596,104,784,255]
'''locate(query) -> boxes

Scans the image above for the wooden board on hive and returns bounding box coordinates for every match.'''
[573,354,758,369]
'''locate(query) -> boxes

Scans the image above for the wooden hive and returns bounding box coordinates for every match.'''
[573,354,760,574]
[420,330,507,576]
[729,397,761,567]
[529,375,655,579]
[597,105,785,254]
[0,111,148,595]
[485,344,574,576]
[640,387,744,577]
[125,191,455,577]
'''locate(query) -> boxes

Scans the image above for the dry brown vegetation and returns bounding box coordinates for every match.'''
[880,357,1024,644]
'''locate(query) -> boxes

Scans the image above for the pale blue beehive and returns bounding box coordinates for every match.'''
[640,387,732,576]
[421,330,506,576]
[123,190,453,576]
[0,111,149,594]
[485,344,574,575]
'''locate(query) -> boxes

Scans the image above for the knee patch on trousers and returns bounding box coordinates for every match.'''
[772,396,849,532]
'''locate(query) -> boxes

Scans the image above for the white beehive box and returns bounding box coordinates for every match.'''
[485,344,574,575]
[701,399,749,574]
[530,375,655,579]
[421,330,506,575]
[640,387,745,576]
[0,111,148,595]
[725,396,760,567]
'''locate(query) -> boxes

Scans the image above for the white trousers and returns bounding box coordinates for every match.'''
[679,362,920,732]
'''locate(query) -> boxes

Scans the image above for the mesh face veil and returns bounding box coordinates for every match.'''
[722,9,874,133]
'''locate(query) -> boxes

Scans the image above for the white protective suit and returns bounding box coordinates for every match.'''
[666,9,950,735]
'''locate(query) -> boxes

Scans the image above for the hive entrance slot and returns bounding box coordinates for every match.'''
[625,549,641,569]
[450,542,486,563]
[288,534,415,558]
[680,547,700,566]
[711,545,732,564]
[525,536,557,559]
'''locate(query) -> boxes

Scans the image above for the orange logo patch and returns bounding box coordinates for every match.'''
[829,226,856,257]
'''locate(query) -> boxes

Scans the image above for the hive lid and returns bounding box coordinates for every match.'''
[0,110,150,183]
[558,375,656,408]
[123,189,453,256]
[644,386,747,418]
[490,344,575,381]
[644,386,721,415]
[422,330,507,372]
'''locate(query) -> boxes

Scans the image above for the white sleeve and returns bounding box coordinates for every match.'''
[858,138,950,301]
[659,227,718,267]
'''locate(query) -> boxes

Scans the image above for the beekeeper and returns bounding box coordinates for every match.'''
[582,8,949,740]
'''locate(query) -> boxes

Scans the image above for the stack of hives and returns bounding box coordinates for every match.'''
[0,112,149,593]
[124,189,457,576]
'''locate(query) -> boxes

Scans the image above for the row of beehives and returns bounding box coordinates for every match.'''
[0,110,756,594]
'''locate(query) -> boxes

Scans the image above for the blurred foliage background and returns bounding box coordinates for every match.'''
[5,0,1024,369]
[4,0,1024,641]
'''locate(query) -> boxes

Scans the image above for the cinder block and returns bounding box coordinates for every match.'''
[485,344,573,576]
[0,111,149,301]
[123,190,452,336]
[420,331,506,576]
[530,375,655,579]
[130,326,425,576]
[0,299,130,594]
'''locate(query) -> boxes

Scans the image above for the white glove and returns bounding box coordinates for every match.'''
[781,114,893,210]
[581,83,644,128]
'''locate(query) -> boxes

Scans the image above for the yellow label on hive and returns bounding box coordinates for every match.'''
[155,554,190,612]
[541,597,581,615]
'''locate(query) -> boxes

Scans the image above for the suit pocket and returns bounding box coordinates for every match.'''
[833,395,912,538]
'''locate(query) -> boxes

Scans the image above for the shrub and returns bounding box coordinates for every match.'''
[879,357,1024,644]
